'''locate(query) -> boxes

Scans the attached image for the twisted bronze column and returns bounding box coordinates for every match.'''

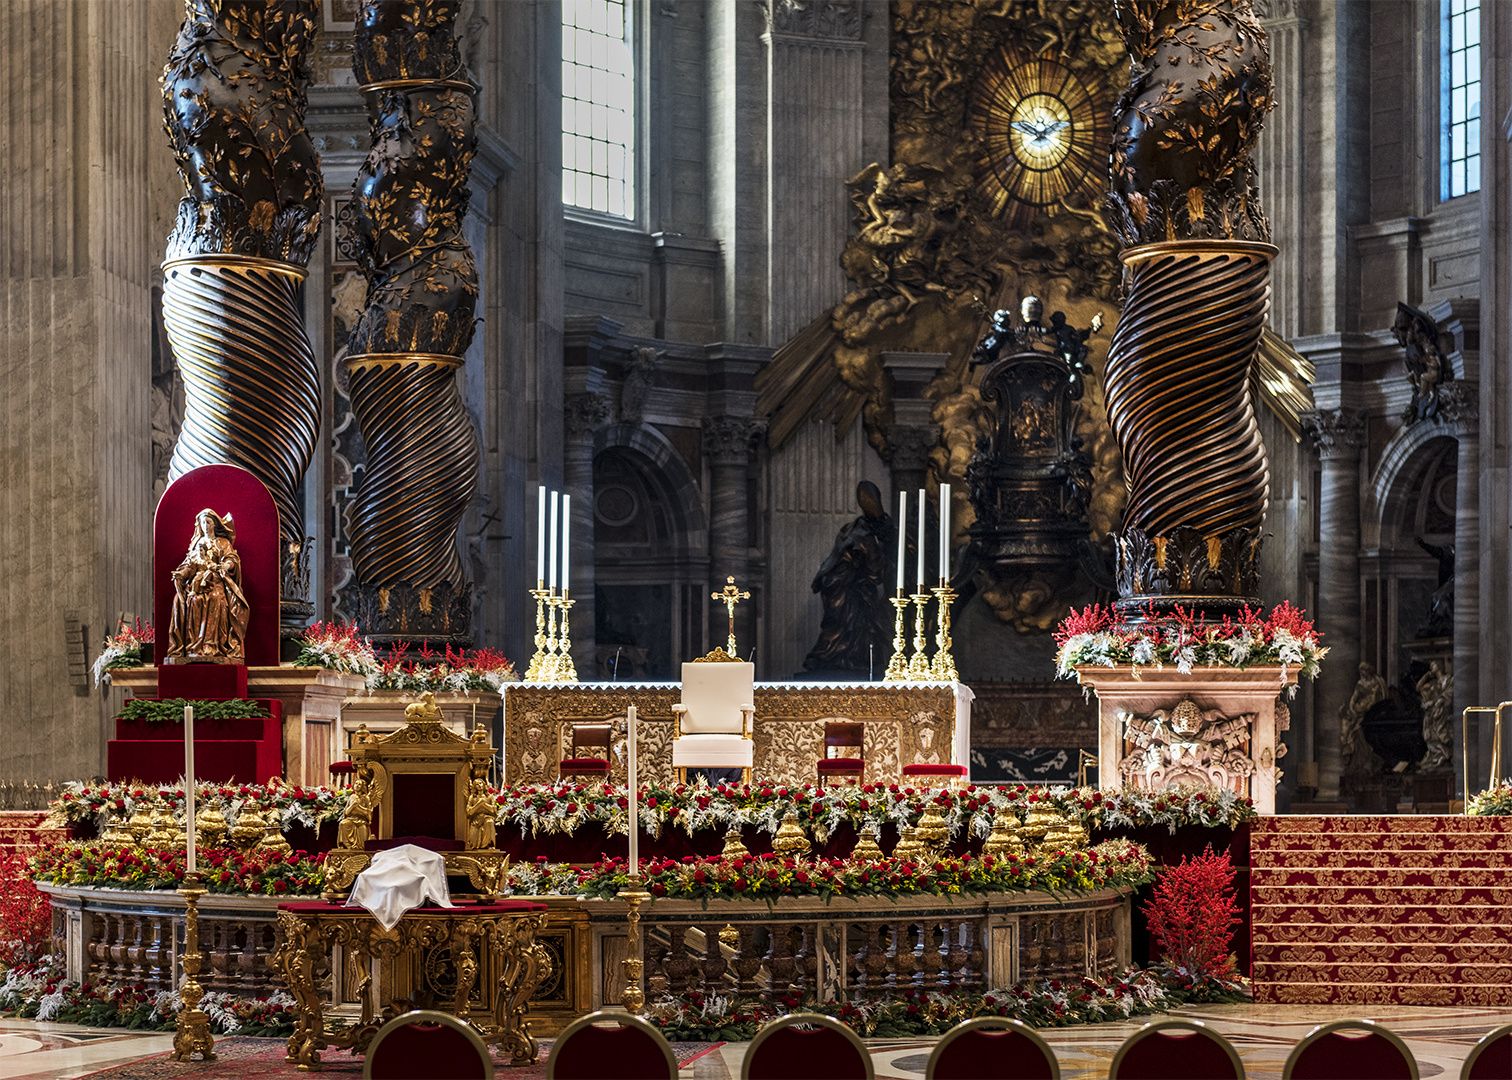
[161,0,324,627]
[340,0,481,645]
[1105,0,1275,616]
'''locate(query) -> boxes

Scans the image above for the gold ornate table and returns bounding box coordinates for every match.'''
[502,681,972,787]
[273,899,549,1070]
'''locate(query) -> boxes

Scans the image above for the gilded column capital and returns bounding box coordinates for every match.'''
[1435,382,1479,436]
[1302,408,1368,460]
[702,416,765,466]
[565,391,613,443]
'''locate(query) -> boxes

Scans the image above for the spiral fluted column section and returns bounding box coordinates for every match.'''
[340,0,480,645]
[159,0,324,632]
[1106,243,1274,537]
[1106,0,1276,614]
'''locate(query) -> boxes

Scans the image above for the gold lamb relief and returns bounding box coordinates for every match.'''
[166,508,251,664]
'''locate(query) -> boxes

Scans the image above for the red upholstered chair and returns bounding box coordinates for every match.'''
[1463,1024,1512,1080]
[817,721,865,786]
[546,1011,677,1080]
[363,1009,492,1080]
[1283,1020,1418,1080]
[328,760,355,789]
[743,1012,874,1080]
[903,763,969,788]
[927,1017,1061,1079]
[560,723,612,780]
[1109,1019,1244,1080]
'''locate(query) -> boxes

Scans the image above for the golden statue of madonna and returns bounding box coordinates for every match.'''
[167,508,251,664]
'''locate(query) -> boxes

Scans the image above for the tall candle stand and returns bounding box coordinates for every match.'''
[884,591,911,682]
[930,581,958,683]
[619,879,650,1014]
[554,591,579,682]
[171,876,216,1062]
[906,592,933,680]
[525,586,551,681]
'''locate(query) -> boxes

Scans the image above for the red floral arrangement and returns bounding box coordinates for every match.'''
[0,851,52,966]
[1142,845,1242,988]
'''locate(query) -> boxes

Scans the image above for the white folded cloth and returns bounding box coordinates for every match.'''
[346,845,454,930]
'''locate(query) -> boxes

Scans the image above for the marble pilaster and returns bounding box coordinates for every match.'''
[1303,408,1368,800]
[565,390,612,676]
[703,416,764,654]
[1439,382,1480,793]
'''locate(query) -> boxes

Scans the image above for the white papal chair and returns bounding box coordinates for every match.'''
[671,656,755,784]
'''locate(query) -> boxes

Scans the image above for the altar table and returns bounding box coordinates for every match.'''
[500,681,972,787]
[273,899,548,1070]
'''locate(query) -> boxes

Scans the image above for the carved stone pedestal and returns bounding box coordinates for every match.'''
[1075,666,1298,814]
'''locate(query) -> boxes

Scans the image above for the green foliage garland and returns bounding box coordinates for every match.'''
[114,698,271,724]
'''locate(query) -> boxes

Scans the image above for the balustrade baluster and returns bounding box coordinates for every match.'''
[734,926,762,993]
[794,924,815,994]
[858,923,886,993]
[663,925,694,995]
[945,921,969,989]
[768,924,795,993]
[699,923,728,990]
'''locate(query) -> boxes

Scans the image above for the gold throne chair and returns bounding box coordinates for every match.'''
[323,692,509,900]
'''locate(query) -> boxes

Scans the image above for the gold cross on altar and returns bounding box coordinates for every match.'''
[712,576,750,659]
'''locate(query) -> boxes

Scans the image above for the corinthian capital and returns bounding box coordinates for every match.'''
[1302,408,1367,460]
[565,392,613,442]
[702,416,765,465]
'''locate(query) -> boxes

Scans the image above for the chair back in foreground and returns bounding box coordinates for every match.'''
[743,1012,874,1080]
[1109,1019,1244,1080]
[926,1017,1061,1079]
[1282,1019,1418,1080]
[546,1011,677,1080]
[1463,1023,1512,1080]
[364,1009,492,1080]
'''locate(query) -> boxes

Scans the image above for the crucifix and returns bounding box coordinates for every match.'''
[712,575,750,659]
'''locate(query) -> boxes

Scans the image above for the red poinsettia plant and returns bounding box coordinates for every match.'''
[1142,845,1242,990]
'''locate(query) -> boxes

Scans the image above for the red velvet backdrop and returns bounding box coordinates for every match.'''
[153,464,280,667]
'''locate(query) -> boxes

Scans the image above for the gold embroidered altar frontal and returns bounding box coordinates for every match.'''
[501,682,969,787]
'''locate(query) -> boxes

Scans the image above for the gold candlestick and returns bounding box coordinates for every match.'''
[906,592,933,680]
[619,879,650,1014]
[884,591,911,682]
[171,878,216,1062]
[525,585,550,681]
[930,582,957,683]
[540,589,561,682]
[554,592,579,683]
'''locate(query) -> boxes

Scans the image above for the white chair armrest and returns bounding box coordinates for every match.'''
[671,704,689,713]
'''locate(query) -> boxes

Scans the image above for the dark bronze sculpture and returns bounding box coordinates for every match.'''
[803,482,894,676]
[160,0,324,631]
[1392,302,1455,424]
[1104,0,1275,615]
[167,509,251,664]
[340,0,481,644]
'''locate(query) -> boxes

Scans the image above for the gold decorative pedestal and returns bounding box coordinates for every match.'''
[171,881,216,1063]
[619,883,650,1015]
[884,592,911,682]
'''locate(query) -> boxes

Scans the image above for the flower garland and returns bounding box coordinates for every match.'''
[29,843,326,896]
[364,641,519,693]
[1466,781,1512,815]
[293,621,378,676]
[47,780,345,833]
[115,698,271,724]
[1054,601,1327,687]
[647,970,1204,1042]
[91,619,155,687]
[534,841,1154,904]
[492,779,1256,843]
[0,959,296,1035]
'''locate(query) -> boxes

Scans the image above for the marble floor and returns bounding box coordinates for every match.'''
[0,1003,1504,1079]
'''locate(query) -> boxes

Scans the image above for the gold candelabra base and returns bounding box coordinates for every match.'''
[171,881,216,1062]
[553,595,578,682]
[619,882,650,1014]
[931,583,957,683]
[906,592,933,680]
[525,588,550,681]
[883,593,910,682]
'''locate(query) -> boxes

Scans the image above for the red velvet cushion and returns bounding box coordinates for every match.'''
[1113,1029,1239,1080]
[1288,1032,1415,1080]
[368,1020,488,1080]
[817,758,864,772]
[550,1023,673,1079]
[747,1026,868,1080]
[933,1028,1057,1080]
[328,761,355,775]
[559,758,610,772]
[1468,1031,1512,1080]
[366,835,466,852]
[902,764,967,777]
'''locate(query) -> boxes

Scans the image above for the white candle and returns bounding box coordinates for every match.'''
[895,490,907,593]
[916,487,926,591]
[536,486,547,587]
[626,705,638,879]
[562,493,572,597]
[938,483,950,583]
[184,705,196,875]
[547,489,559,590]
